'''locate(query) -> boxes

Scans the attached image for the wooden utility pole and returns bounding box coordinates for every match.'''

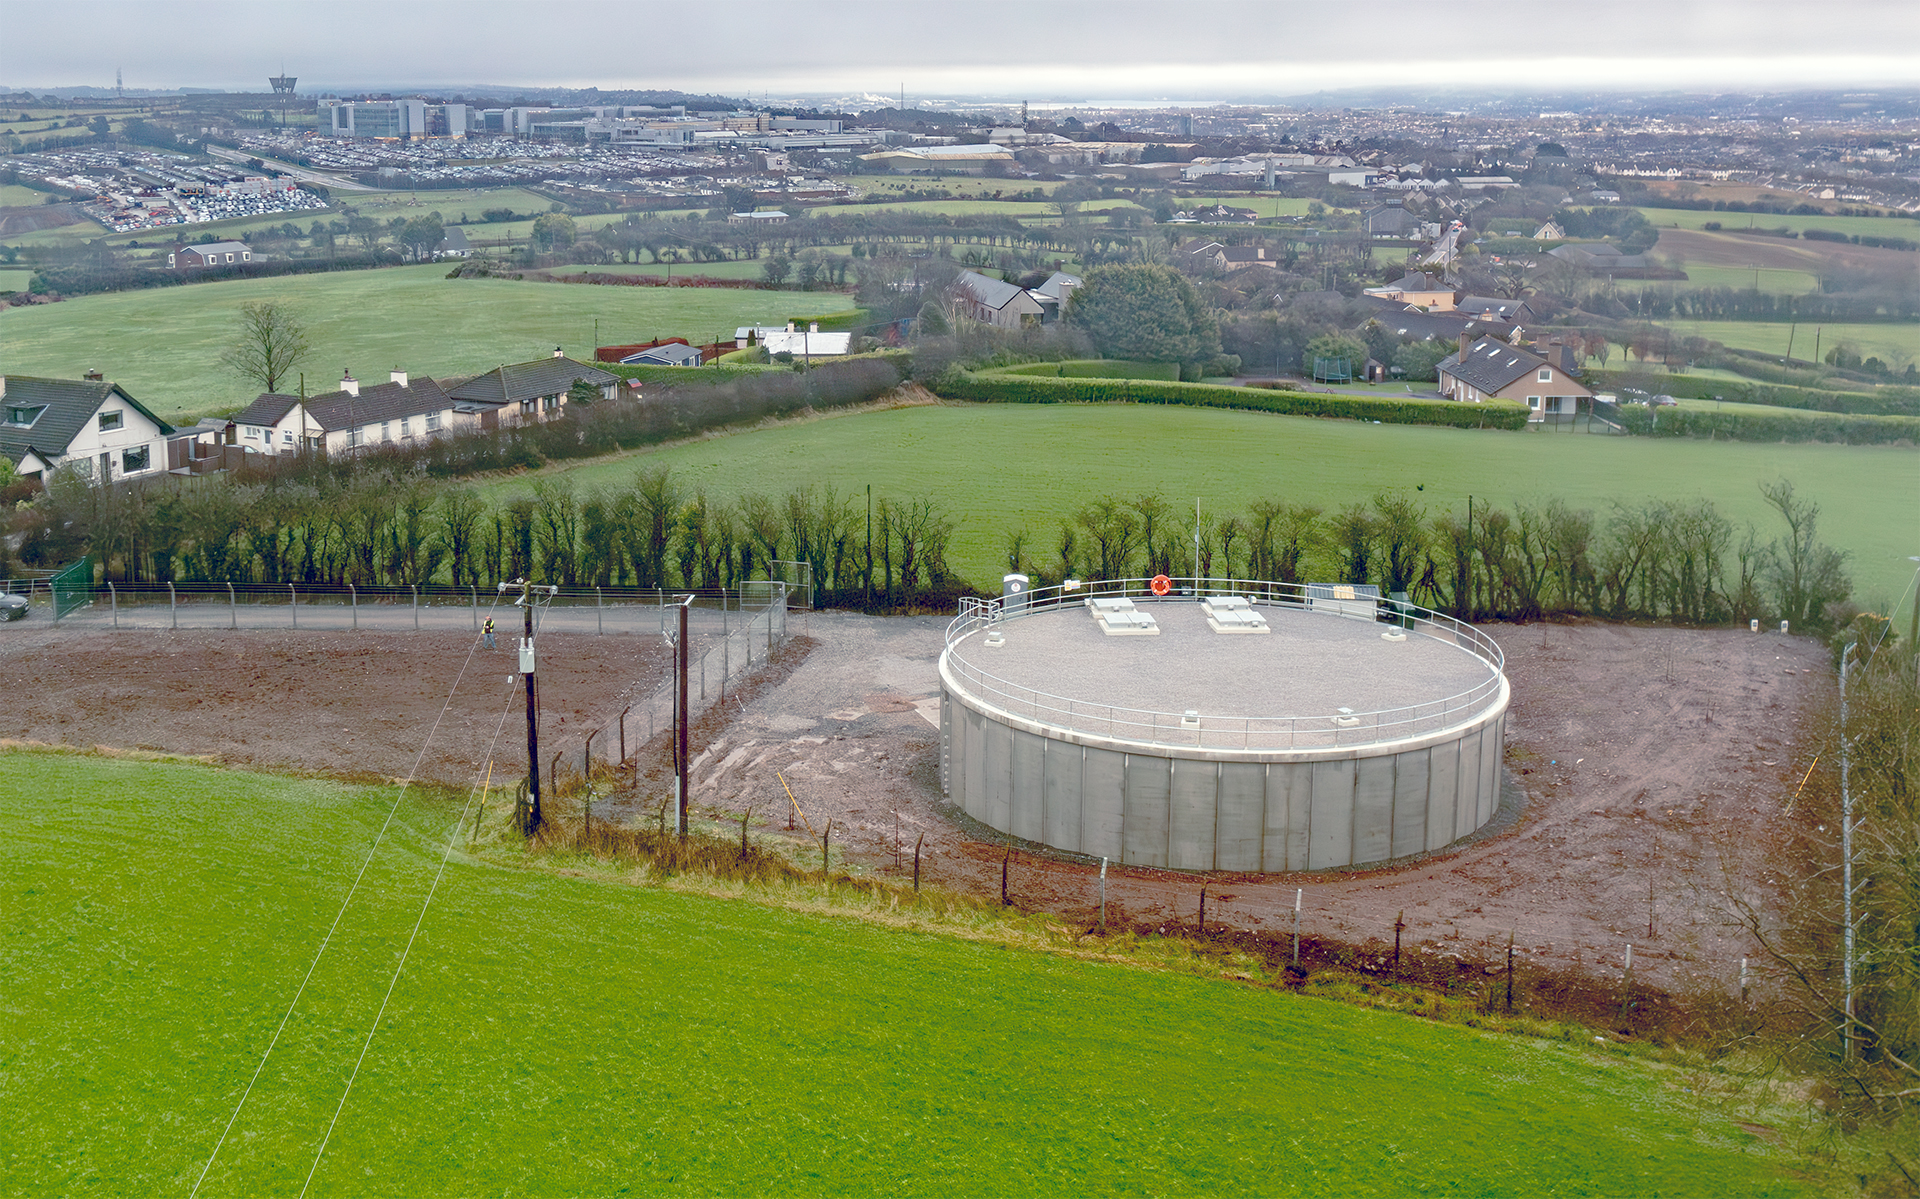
[517,578,543,835]
[675,594,692,838]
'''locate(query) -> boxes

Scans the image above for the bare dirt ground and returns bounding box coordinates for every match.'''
[0,626,674,786]
[1,612,1831,999]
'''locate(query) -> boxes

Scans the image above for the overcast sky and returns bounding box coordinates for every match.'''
[4,0,1917,101]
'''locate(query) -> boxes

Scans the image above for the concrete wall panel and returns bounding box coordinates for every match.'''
[1081,746,1126,861]
[1308,759,1355,869]
[1123,754,1172,868]
[1352,755,1395,866]
[982,718,1013,832]
[1392,748,1430,860]
[1217,762,1266,873]
[1454,728,1481,842]
[1042,742,1083,854]
[1477,719,1502,826]
[1009,728,1046,843]
[1279,763,1314,871]
[1426,739,1459,852]
[961,704,988,823]
[1168,759,1219,871]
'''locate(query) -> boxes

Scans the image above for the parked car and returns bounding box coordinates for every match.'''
[1651,394,1679,406]
[0,593,27,621]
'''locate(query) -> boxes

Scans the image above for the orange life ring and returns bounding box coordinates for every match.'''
[1150,574,1172,596]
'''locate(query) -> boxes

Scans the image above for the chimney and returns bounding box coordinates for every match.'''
[1457,333,1470,361]
[785,321,795,332]
[341,370,359,397]
[552,345,564,359]
[808,321,819,333]
[84,368,103,382]
[390,367,408,387]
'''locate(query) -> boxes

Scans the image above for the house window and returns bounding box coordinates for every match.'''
[1537,369,1552,382]
[122,445,150,472]
[99,410,123,431]
[5,405,44,427]
[425,413,441,432]
[520,400,535,415]
[349,428,364,448]
[1527,396,1541,409]
[243,426,258,439]
[400,417,412,437]
[381,421,391,441]
[282,430,293,443]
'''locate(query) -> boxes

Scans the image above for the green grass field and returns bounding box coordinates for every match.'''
[0,183,53,208]
[6,749,1807,1196]
[1636,206,1920,240]
[485,403,1920,605]
[1656,320,1919,367]
[1618,265,1820,295]
[0,268,33,292]
[0,264,857,423]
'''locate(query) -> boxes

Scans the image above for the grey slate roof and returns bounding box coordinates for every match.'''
[953,270,1030,312]
[236,379,456,433]
[1367,310,1511,342]
[231,392,303,427]
[1441,337,1552,393]
[446,356,619,406]
[1,376,174,464]
[1455,295,1533,322]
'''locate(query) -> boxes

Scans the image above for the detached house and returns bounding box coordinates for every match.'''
[170,241,254,269]
[446,350,620,424]
[1363,271,1457,311]
[1,374,174,481]
[1437,336,1590,421]
[951,271,1045,329]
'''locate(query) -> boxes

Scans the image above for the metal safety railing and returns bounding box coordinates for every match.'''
[941,577,1506,752]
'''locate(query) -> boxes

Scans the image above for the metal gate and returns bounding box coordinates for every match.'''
[769,560,814,610]
[51,556,92,621]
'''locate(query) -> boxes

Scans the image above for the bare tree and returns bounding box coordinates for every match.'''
[221,301,312,394]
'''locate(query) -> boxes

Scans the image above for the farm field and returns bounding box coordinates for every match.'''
[0,267,33,291]
[0,264,857,423]
[1636,205,1920,241]
[1623,262,1818,296]
[4,749,1807,1196]
[485,402,1920,605]
[0,183,51,208]
[1658,319,1919,366]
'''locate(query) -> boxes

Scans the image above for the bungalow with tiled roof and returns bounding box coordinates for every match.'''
[1363,271,1458,311]
[445,349,619,423]
[1437,336,1590,422]
[951,271,1044,329]
[231,369,465,454]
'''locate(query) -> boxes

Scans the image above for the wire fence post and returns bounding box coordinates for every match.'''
[1099,856,1107,932]
[471,585,478,630]
[168,581,176,629]
[411,584,418,630]
[350,583,357,630]
[228,581,237,629]
[109,581,117,628]
[596,586,603,635]
[290,583,297,628]
[1292,888,1302,965]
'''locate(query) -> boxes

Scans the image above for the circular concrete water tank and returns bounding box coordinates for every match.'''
[938,580,1510,872]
